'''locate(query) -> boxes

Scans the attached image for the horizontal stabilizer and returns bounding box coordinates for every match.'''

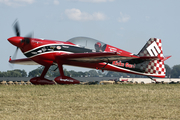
[138,55,171,62]
[161,55,171,62]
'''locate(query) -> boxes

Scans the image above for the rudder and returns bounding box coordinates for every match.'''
[137,38,166,77]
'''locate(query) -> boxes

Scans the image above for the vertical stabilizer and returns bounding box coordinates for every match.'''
[137,38,166,77]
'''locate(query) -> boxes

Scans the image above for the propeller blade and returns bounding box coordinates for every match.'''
[25,32,33,38]
[9,62,14,69]
[9,47,18,69]
[13,20,20,36]
[12,47,19,60]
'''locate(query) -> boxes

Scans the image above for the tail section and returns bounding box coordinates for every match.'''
[137,38,170,77]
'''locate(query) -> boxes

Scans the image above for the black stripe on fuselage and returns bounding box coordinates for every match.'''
[24,44,93,58]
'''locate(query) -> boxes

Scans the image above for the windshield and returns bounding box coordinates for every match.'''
[67,37,106,52]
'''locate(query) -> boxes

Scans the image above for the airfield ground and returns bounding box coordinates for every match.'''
[0,84,180,120]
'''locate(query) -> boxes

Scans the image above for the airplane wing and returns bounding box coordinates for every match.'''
[56,52,140,62]
[9,58,39,65]
[9,52,160,65]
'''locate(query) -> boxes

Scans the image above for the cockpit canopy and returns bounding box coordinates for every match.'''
[67,37,106,52]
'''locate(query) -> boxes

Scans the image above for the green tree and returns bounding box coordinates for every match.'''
[0,69,27,77]
[28,66,44,77]
[48,66,60,77]
[78,71,86,77]
[68,70,80,77]
[28,66,70,77]
[165,64,171,78]
[106,71,119,77]
[171,65,180,78]
[98,70,106,77]
[51,70,60,77]
[64,69,70,76]
[88,70,99,77]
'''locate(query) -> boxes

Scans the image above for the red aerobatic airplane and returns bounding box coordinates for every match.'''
[8,21,171,85]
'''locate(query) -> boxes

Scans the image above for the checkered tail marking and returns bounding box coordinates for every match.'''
[137,38,165,75]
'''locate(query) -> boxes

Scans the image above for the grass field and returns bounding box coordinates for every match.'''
[0,84,180,120]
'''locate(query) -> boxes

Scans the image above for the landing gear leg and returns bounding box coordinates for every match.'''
[30,66,56,85]
[58,62,65,77]
[54,62,80,84]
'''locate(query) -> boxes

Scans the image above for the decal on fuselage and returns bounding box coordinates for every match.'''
[24,44,93,58]
[60,78,73,82]
[112,61,136,69]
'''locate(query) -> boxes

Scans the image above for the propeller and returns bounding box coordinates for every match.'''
[11,20,21,61]
[11,20,33,60]
[9,20,33,68]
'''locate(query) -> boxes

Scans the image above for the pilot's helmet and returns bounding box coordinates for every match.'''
[95,42,102,50]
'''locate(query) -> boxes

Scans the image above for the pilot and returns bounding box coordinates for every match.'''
[95,42,102,52]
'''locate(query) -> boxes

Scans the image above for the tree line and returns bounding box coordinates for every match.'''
[1,64,180,78]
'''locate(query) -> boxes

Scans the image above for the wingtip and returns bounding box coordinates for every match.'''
[9,56,12,62]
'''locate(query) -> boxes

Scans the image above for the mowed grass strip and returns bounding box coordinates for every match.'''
[0,84,180,120]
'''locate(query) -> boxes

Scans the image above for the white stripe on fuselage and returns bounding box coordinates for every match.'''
[24,44,78,54]
[27,51,73,58]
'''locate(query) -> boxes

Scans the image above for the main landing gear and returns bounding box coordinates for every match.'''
[30,63,80,85]
[54,62,80,84]
[30,66,56,85]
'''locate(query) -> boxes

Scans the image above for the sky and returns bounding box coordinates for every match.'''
[0,0,180,73]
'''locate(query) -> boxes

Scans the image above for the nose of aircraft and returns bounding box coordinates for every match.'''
[8,36,23,48]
